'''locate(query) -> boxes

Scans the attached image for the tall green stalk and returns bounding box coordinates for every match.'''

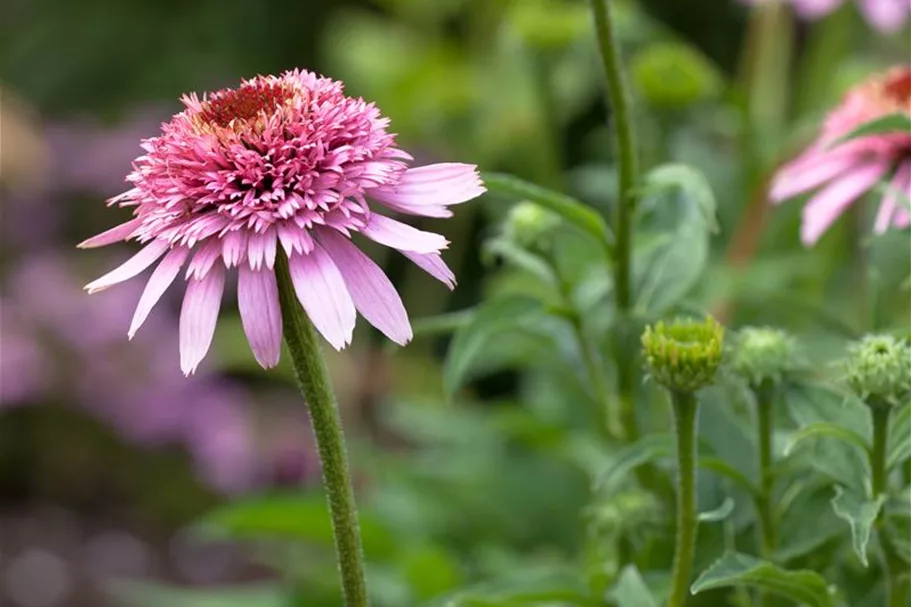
[589,0,640,444]
[869,404,909,607]
[275,253,369,607]
[669,391,699,607]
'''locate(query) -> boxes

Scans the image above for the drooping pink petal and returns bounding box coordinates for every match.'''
[238,265,282,368]
[801,161,890,245]
[248,228,277,271]
[770,148,860,202]
[287,245,356,350]
[78,218,142,249]
[179,264,226,375]
[319,229,412,345]
[369,163,484,209]
[402,250,456,290]
[186,240,224,280]
[874,161,911,233]
[360,214,449,253]
[85,239,170,294]
[129,247,190,338]
[858,0,908,33]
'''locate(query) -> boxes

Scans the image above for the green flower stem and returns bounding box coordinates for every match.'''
[869,404,908,607]
[275,253,369,607]
[754,383,777,607]
[589,0,641,445]
[871,405,908,607]
[669,391,699,607]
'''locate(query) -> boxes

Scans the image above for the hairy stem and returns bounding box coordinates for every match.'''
[669,391,699,607]
[870,404,908,607]
[755,383,777,607]
[276,253,369,607]
[589,0,640,445]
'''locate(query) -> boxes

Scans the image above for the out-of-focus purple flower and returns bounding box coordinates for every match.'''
[741,0,909,33]
[771,66,911,245]
[81,69,484,375]
[0,305,46,406]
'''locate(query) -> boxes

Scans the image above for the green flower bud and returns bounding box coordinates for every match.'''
[642,316,725,393]
[631,42,722,110]
[502,201,560,249]
[844,335,911,407]
[730,327,799,388]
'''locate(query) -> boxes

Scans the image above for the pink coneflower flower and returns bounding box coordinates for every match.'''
[741,0,910,33]
[81,70,484,374]
[770,66,911,245]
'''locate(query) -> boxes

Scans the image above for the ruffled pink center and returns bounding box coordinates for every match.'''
[199,80,297,128]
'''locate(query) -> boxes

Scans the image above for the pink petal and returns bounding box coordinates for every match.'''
[287,244,356,350]
[858,0,908,33]
[369,163,485,209]
[84,239,170,294]
[238,265,282,368]
[402,250,456,290]
[248,229,277,271]
[222,230,247,268]
[770,148,860,202]
[128,247,190,339]
[801,161,890,246]
[179,264,225,375]
[77,218,142,249]
[319,229,412,345]
[360,214,449,253]
[186,239,223,280]
[376,201,454,218]
[874,161,911,233]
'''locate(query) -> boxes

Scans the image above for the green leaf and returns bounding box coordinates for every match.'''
[595,434,674,491]
[830,486,885,567]
[834,113,911,145]
[640,163,719,232]
[691,552,834,607]
[606,565,659,607]
[411,309,476,339]
[484,238,559,285]
[421,567,592,607]
[634,163,718,315]
[443,295,548,399]
[108,582,286,607]
[698,457,760,498]
[699,497,736,523]
[192,492,395,559]
[483,172,614,253]
[784,422,872,458]
[888,404,911,470]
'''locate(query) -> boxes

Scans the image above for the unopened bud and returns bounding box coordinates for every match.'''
[730,327,799,388]
[502,201,560,249]
[642,316,724,393]
[844,335,911,407]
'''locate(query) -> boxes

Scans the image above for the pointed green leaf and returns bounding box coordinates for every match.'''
[699,497,735,523]
[443,295,549,399]
[606,566,659,607]
[484,238,559,285]
[830,486,885,567]
[483,173,614,253]
[888,404,911,470]
[834,113,911,145]
[640,163,719,232]
[691,552,834,607]
[698,457,760,497]
[595,434,674,490]
[784,422,872,457]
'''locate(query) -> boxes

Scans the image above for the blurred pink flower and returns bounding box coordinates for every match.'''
[770,66,911,245]
[81,70,484,375]
[741,0,910,32]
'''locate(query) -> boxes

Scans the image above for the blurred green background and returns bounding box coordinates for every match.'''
[0,0,908,606]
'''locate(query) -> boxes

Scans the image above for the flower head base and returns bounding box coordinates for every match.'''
[642,316,725,393]
[770,66,911,245]
[80,70,485,374]
[844,335,911,407]
[730,327,799,388]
